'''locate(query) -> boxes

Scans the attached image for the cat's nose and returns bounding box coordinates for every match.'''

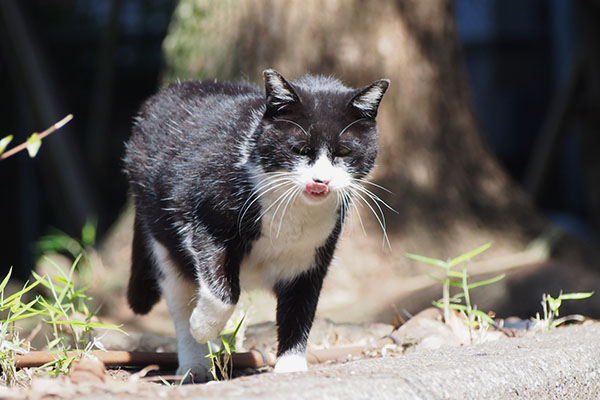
[312,178,330,185]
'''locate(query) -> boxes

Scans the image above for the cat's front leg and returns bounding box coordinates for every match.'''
[273,266,327,373]
[189,283,236,344]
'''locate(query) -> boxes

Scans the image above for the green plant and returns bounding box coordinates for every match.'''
[0,268,43,385]
[0,233,124,385]
[158,368,191,387]
[36,220,96,259]
[32,255,125,353]
[206,315,245,381]
[533,291,594,332]
[405,243,504,341]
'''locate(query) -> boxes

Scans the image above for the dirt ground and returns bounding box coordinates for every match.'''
[3,320,599,399]
[4,201,598,398]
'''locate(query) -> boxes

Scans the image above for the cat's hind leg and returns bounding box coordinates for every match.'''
[127,214,161,314]
[150,239,214,382]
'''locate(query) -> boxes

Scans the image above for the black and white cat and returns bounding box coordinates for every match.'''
[123,69,389,381]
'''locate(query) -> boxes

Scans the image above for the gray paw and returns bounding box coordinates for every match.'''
[177,363,213,383]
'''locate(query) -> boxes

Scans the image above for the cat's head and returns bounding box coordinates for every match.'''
[253,69,389,204]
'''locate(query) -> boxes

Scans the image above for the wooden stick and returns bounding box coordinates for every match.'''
[14,336,397,370]
[0,114,73,160]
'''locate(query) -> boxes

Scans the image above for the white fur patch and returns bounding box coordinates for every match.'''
[296,150,351,192]
[352,86,384,112]
[266,75,295,103]
[150,240,212,380]
[240,154,348,289]
[189,284,235,343]
[274,353,308,373]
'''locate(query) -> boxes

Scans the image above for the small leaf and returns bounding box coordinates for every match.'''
[558,291,594,301]
[221,339,231,354]
[26,133,42,158]
[547,296,562,314]
[0,135,12,155]
[81,220,97,247]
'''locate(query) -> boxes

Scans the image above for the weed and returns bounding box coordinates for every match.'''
[158,368,191,387]
[0,268,44,385]
[0,229,124,385]
[405,243,504,342]
[206,314,245,381]
[533,291,594,332]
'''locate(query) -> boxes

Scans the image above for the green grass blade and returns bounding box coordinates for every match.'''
[228,315,245,346]
[0,267,13,294]
[2,279,42,307]
[558,292,594,301]
[466,274,505,290]
[447,270,466,278]
[221,339,231,354]
[404,253,448,269]
[447,279,465,288]
[448,242,492,267]
[46,319,127,335]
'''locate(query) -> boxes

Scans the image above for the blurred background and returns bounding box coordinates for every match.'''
[1,0,599,321]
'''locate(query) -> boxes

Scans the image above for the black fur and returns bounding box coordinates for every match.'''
[123,69,388,369]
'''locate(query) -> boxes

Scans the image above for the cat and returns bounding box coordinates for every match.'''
[123,69,389,382]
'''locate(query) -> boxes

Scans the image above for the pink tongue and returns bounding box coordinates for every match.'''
[306,182,329,195]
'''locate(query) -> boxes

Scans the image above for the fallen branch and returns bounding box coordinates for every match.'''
[0,114,73,160]
[14,335,399,370]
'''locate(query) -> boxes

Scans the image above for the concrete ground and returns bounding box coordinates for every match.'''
[10,322,597,399]
[177,322,600,399]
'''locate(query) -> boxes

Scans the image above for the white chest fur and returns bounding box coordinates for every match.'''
[239,191,338,290]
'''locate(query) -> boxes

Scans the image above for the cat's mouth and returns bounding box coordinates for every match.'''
[304,182,330,199]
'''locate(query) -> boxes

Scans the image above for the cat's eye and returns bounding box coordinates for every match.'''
[335,147,352,157]
[291,145,311,156]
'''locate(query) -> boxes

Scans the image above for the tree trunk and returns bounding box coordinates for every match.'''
[159,0,600,319]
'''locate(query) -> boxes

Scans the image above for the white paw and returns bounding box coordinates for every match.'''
[189,309,223,344]
[273,353,308,374]
[188,290,234,343]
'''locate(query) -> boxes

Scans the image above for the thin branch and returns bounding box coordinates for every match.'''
[0,114,73,160]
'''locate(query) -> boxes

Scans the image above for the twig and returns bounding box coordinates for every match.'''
[0,114,73,160]
[14,336,401,370]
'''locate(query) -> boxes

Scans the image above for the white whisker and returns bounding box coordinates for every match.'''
[349,187,391,250]
[352,186,388,230]
[238,173,295,231]
[338,118,367,137]
[254,183,295,224]
[351,183,397,213]
[352,177,394,195]
[276,187,302,237]
[268,186,298,236]
[344,190,366,236]
[273,119,310,137]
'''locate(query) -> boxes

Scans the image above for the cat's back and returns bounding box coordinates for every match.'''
[124,79,263,182]
[131,79,262,148]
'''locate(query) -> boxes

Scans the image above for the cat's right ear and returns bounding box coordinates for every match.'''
[349,79,390,118]
[263,69,299,112]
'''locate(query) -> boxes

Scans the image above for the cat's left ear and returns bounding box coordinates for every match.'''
[263,69,300,111]
[349,79,390,118]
